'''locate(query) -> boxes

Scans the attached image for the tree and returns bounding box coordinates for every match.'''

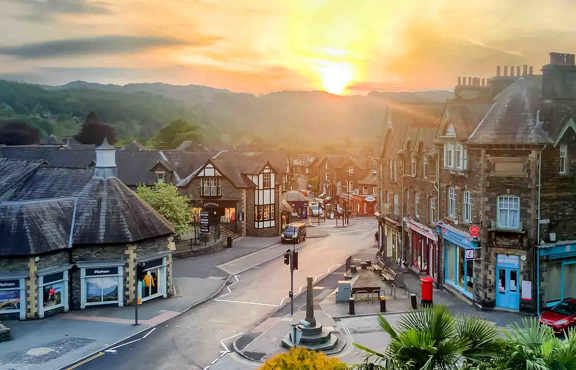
[149,119,201,149]
[354,306,502,370]
[260,347,347,370]
[0,120,40,145]
[136,183,190,235]
[494,318,576,370]
[75,112,116,145]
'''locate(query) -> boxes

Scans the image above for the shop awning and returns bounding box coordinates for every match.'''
[405,218,437,241]
[538,242,576,259]
[436,222,479,249]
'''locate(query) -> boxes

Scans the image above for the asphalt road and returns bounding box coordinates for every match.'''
[77,218,378,370]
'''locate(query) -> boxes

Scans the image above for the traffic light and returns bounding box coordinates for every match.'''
[283,249,290,265]
[291,251,298,270]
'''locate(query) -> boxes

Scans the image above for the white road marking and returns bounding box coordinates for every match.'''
[215,299,279,307]
[104,327,157,353]
[203,332,243,369]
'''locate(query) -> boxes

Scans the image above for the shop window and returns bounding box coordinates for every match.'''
[415,193,420,219]
[560,144,568,175]
[565,263,576,299]
[255,204,275,228]
[497,195,520,230]
[466,259,474,293]
[447,244,456,282]
[41,272,65,312]
[0,279,21,313]
[458,247,466,289]
[221,208,236,223]
[83,267,121,307]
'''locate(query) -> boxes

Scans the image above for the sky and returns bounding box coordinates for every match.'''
[1,0,576,94]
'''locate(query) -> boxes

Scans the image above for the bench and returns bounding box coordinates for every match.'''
[380,267,399,297]
[352,286,381,303]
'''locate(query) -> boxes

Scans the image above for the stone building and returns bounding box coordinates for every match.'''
[0,142,174,320]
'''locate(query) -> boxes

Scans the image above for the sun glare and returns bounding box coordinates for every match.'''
[320,62,353,95]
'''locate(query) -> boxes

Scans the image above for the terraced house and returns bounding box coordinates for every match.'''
[379,52,576,314]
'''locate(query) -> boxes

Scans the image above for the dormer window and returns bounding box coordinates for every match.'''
[560,144,568,174]
[155,171,166,183]
[445,124,456,137]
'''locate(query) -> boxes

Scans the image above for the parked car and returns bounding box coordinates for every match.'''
[281,222,306,244]
[310,202,323,217]
[539,298,576,334]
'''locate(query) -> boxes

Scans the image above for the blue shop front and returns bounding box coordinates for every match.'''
[537,242,576,312]
[437,222,479,301]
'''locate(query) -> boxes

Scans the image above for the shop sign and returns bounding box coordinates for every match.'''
[496,254,520,268]
[465,249,475,260]
[0,280,19,289]
[469,225,480,238]
[86,267,118,276]
[521,280,532,301]
[200,211,209,234]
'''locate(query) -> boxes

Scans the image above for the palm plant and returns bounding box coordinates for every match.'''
[495,318,576,370]
[353,306,502,370]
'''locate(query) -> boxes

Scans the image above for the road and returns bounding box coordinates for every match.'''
[78,218,378,370]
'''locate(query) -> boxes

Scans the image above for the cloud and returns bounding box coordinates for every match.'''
[10,0,111,19]
[0,35,220,59]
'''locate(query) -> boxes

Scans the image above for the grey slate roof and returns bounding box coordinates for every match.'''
[0,198,75,257]
[210,151,285,188]
[438,100,492,140]
[162,150,216,180]
[0,158,44,200]
[0,145,95,168]
[468,76,554,145]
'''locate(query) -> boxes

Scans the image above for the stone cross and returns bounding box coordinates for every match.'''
[305,276,316,327]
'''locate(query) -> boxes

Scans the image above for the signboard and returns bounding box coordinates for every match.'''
[200,211,209,234]
[469,225,480,238]
[0,280,19,289]
[141,258,163,270]
[86,267,119,276]
[521,280,532,301]
[465,249,475,260]
[496,254,520,268]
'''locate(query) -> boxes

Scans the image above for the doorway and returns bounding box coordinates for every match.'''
[495,254,520,311]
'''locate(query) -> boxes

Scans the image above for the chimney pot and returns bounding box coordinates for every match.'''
[529,66,533,75]
[497,65,501,77]
[468,76,472,85]
[523,64,527,76]
[516,66,521,77]
[503,66,508,76]
[457,76,461,86]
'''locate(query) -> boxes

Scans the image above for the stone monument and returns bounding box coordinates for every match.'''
[281,277,338,351]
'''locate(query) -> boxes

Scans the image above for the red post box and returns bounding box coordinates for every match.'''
[420,276,434,307]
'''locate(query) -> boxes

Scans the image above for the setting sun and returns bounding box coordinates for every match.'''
[319,62,353,95]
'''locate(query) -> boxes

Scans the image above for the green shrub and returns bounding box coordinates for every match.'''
[260,347,347,370]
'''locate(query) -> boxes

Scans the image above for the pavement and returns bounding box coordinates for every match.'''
[0,235,285,370]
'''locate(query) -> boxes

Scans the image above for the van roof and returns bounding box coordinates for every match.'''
[287,221,306,227]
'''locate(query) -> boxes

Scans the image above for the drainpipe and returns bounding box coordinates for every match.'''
[536,150,542,315]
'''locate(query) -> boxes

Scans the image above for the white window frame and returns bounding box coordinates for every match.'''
[448,187,456,219]
[462,148,468,170]
[444,144,454,169]
[423,157,428,178]
[430,197,436,224]
[560,144,568,175]
[497,195,521,230]
[415,193,420,218]
[463,190,472,224]
[455,144,462,169]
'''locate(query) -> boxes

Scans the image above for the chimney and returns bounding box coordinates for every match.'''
[503,66,508,76]
[529,66,533,75]
[516,66,521,77]
[458,76,462,86]
[523,65,528,76]
[542,52,576,100]
[496,65,501,77]
[94,137,117,179]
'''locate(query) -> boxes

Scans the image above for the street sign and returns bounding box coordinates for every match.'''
[469,225,480,238]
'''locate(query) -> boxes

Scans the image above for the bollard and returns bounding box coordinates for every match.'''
[348,297,355,315]
[379,296,386,312]
[226,236,232,248]
[410,293,417,309]
[350,265,357,274]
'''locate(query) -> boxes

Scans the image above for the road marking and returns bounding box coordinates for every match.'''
[214,298,279,307]
[104,327,157,353]
[204,332,243,369]
[66,351,104,370]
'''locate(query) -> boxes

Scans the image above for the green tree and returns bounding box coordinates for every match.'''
[260,347,347,370]
[354,306,502,370]
[136,183,190,235]
[149,119,201,149]
[494,318,576,370]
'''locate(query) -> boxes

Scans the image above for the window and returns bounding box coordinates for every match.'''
[415,193,420,218]
[41,272,65,311]
[560,144,568,174]
[423,157,428,178]
[200,177,221,197]
[430,197,436,223]
[444,144,454,168]
[389,160,393,181]
[393,194,399,216]
[463,191,472,223]
[448,187,456,219]
[497,195,520,229]
[411,157,417,177]
[462,148,468,170]
[348,167,354,176]
[255,204,275,222]
[155,171,166,183]
[263,173,272,188]
[455,144,462,169]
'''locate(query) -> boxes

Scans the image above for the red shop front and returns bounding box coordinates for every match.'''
[406,218,438,280]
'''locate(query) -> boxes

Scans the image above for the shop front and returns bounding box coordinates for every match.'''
[383,217,402,264]
[538,242,576,311]
[0,275,26,320]
[405,218,438,279]
[79,263,124,309]
[495,254,521,311]
[139,257,168,302]
[438,223,478,300]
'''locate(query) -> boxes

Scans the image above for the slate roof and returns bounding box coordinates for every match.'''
[469,76,559,145]
[0,145,95,168]
[0,158,44,200]
[0,198,75,257]
[210,151,285,188]
[116,150,166,186]
[438,100,492,140]
[283,190,309,202]
[404,125,439,154]
[162,150,216,180]
[1,162,174,252]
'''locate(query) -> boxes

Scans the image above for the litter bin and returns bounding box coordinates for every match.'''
[420,276,433,307]
[227,236,232,248]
